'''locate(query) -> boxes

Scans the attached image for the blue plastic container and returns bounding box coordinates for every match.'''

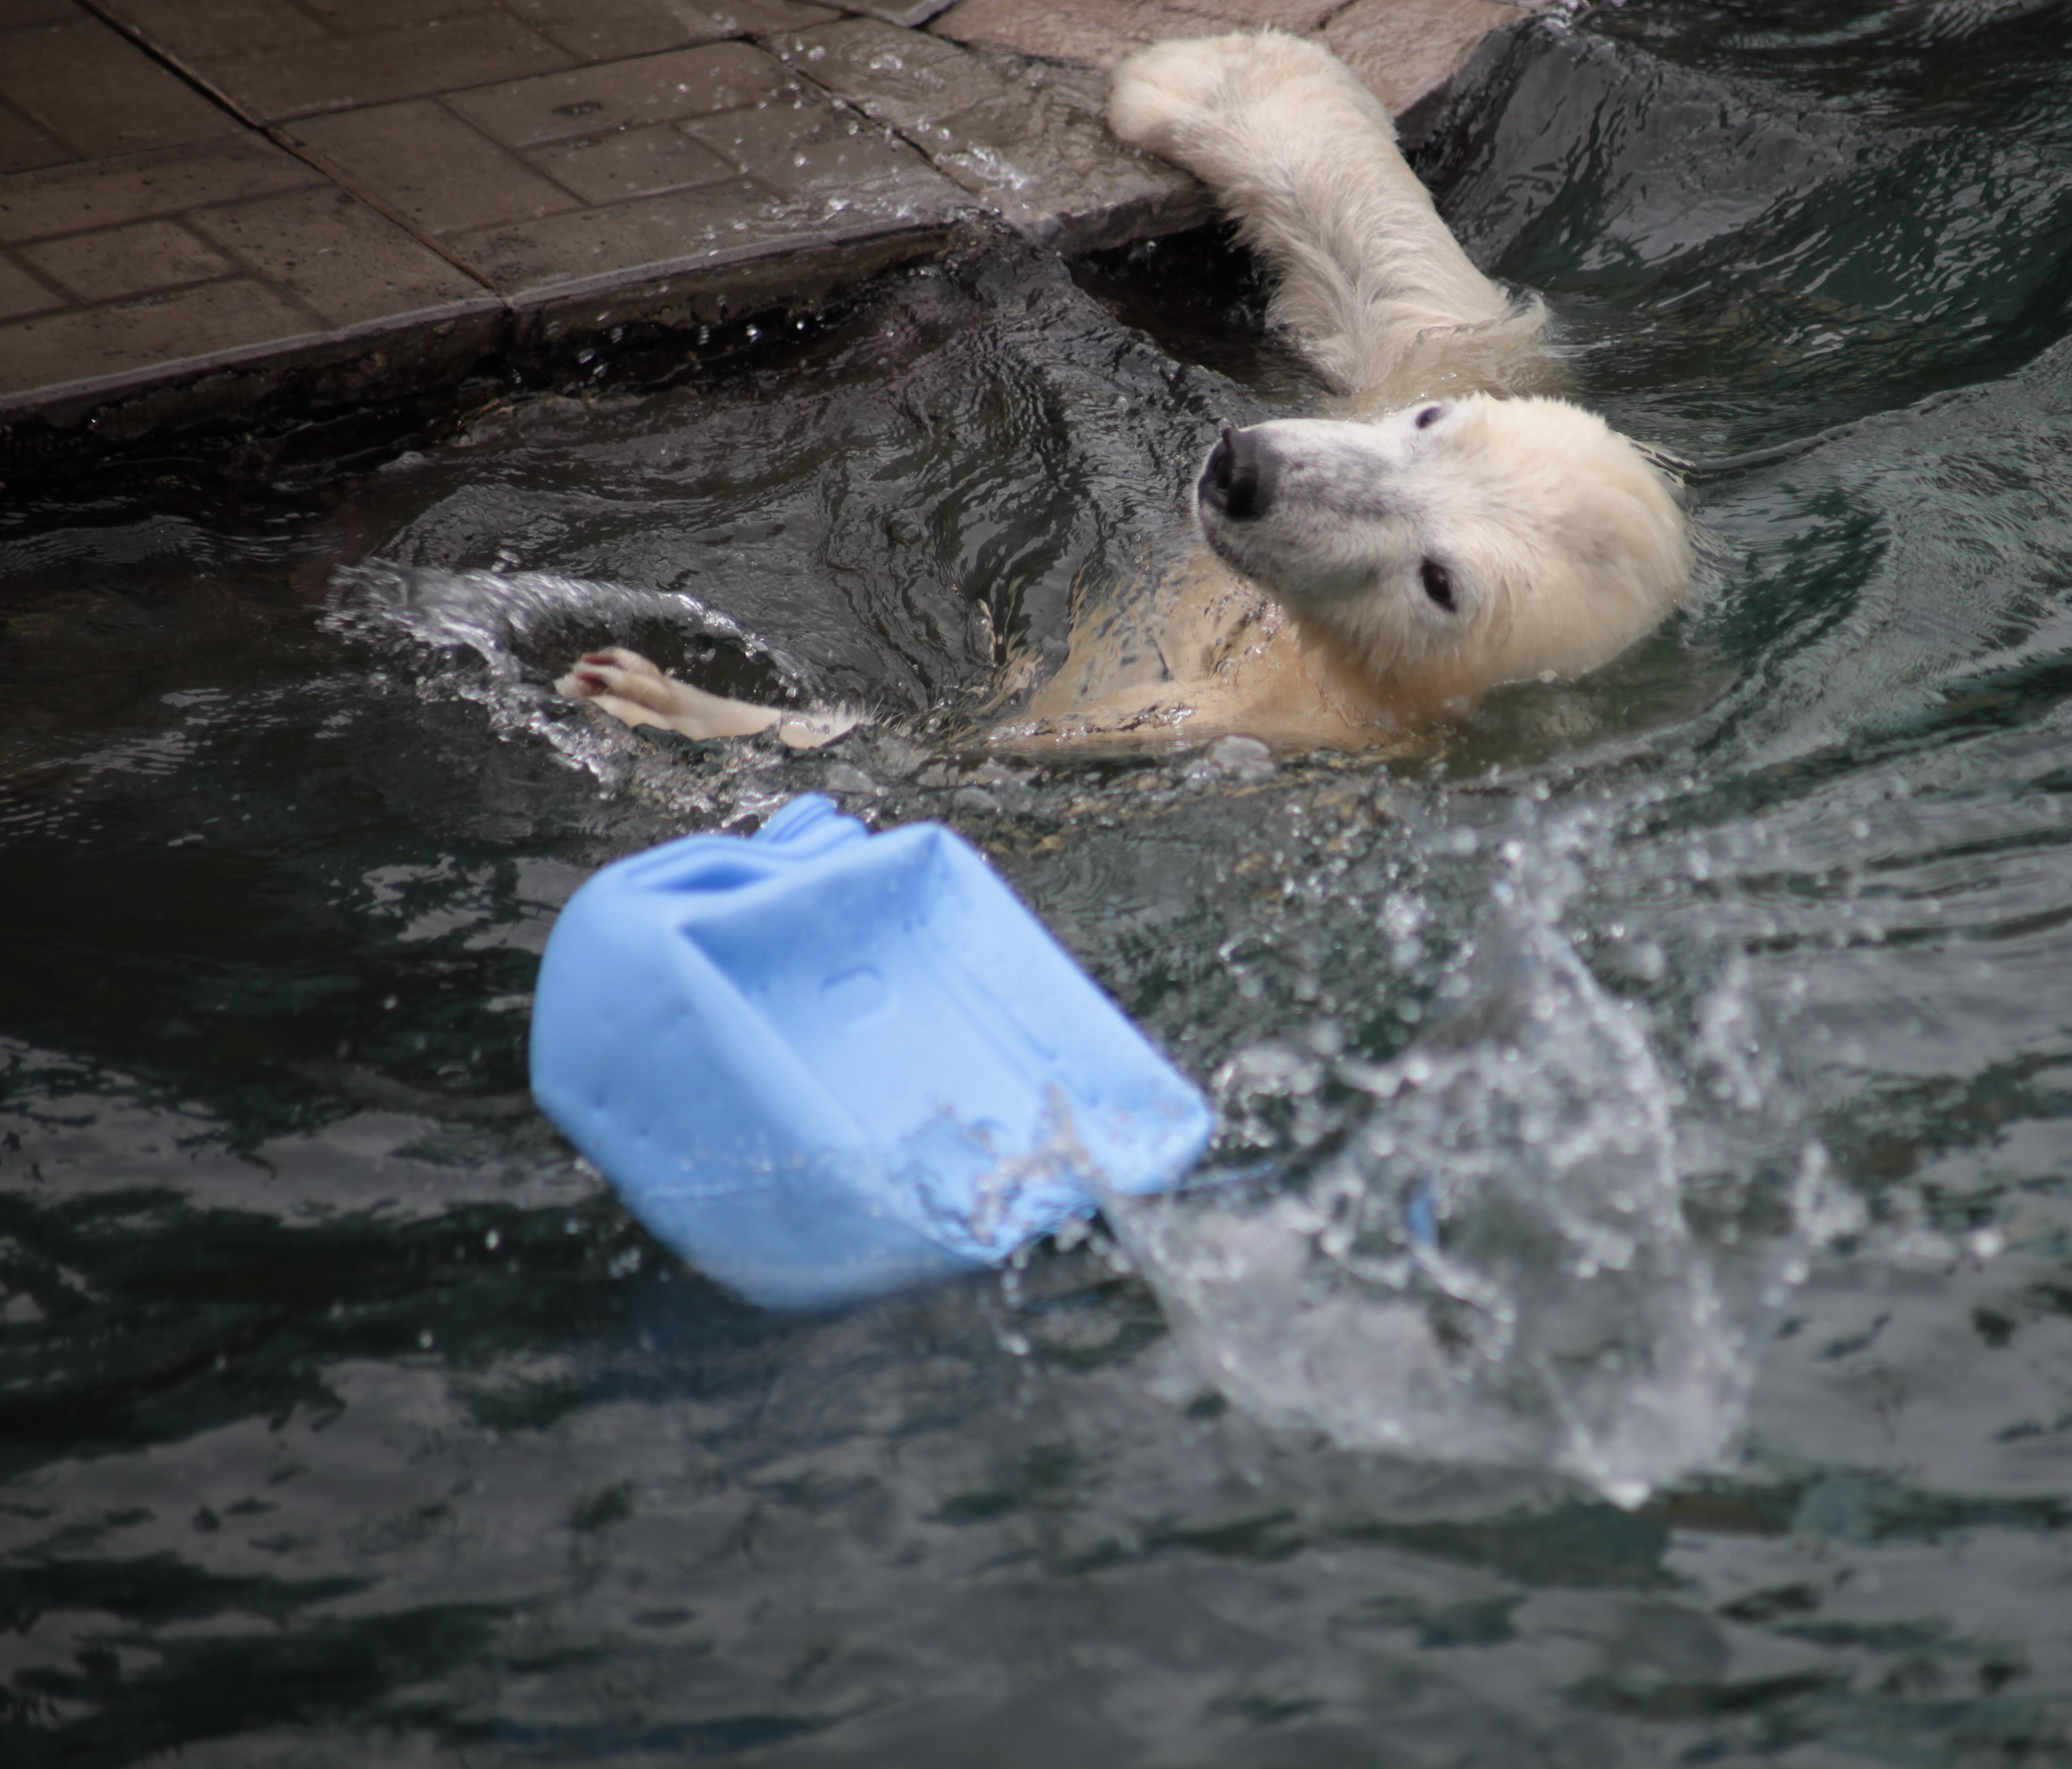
[530,795,1215,1310]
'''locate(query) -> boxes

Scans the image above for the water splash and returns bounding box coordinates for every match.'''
[326,562,803,785]
[1099,826,1858,1507]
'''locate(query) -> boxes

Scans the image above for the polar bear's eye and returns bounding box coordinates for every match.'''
[1420,558,1457,610]
[1414,404,1444,429]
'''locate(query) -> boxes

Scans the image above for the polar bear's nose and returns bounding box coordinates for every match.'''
[1200,426,1276,522]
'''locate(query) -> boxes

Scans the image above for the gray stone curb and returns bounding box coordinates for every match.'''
[0,0,1544,452]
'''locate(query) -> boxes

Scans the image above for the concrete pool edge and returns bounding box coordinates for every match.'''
[0,0,1549,457]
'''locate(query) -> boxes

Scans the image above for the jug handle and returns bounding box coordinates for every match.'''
[617,794,865,893]
[752,793,868,859]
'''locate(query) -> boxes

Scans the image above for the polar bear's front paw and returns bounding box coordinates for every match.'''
[1110,30,1361,163]
[1109,34,1259,155]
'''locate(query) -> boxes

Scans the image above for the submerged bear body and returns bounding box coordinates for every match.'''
[563,31,1690,752]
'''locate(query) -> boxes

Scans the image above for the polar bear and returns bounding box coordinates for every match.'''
[562,31,1690,751]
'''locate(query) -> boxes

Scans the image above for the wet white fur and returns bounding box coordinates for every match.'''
[1109,28,1541,407]
[564,30,1689,747]
[1190,401,1690,718]
[1106,31,1689,721]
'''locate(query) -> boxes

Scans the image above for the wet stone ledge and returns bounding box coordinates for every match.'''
[0,0,1546,451]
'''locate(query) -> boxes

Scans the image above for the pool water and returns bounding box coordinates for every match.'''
[8,0,2072,1761]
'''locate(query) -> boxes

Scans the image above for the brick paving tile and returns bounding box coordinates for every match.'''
[528,125,740,207]
[929,0,1473,75]
[1,0,1538,434]
[178,13,577,122]
[447,184,794,295]
[0,119,497,419]
[0,278,315,397]
[296,0,504,27]
[775,17,1205,250]
[106,0,328,60]
[791,18,1000,117]
[845,0,956,25]
[677,91,953,209]
[0,136,319,244]
[932,0,1543,119]
[0,103,72,177]
[444,41,789,149]
[290,100,578,237]
[185,185,492,327]
[1324,0,1544,115]
[0,13,240,158]
[678,95,868,192]
[450,91,967,299]
[290,39,969,301]
[497,0,839,64]
[20,217,234,303]
[0,251,62,321]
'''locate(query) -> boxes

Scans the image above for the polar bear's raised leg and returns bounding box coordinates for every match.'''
[1110,32,1540,406]
[557,648,858,748]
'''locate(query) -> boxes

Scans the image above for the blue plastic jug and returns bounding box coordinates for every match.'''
[530,795,1215,1310]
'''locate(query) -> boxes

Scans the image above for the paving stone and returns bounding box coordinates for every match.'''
[497,0,730,61]
[514,217,949,347]
[290,100,578,236]
[20,218,235,303]
[185,185,493,326]
[449,92,966,297]
[0,136,320,245]
[448,181,782,293]
[498,0,839,64]
[296,0,504,28]
[0,0,1535,438]
[778,18,1207,251]
[0,277,315,398]
[787,18,997,115]
[0,250,61,321]
[843,0,957,26]
[0,0,78,24]
[679,91,950,205]
[677,89,881,188]
[449,178,954,303]
[931,0,1345,71]
[192,13,576,122]
[101,0,329,61]
[0,16,242,157]
[446,41,791,149]
[1195,0,1347,24]
[528,124,739,206]
[1324,0,1542,118]
[0,102,72,177]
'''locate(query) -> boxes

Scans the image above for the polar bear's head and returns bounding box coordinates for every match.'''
[1196,396,1690,716]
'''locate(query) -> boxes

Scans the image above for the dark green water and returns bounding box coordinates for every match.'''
[7,1,2072,1761]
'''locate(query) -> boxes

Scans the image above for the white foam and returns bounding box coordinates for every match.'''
[1099,826,1853,1506]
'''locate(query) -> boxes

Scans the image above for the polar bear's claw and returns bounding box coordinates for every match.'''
[558,647,682,714]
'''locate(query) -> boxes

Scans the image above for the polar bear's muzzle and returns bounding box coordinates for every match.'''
[1199,425,1281,523]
